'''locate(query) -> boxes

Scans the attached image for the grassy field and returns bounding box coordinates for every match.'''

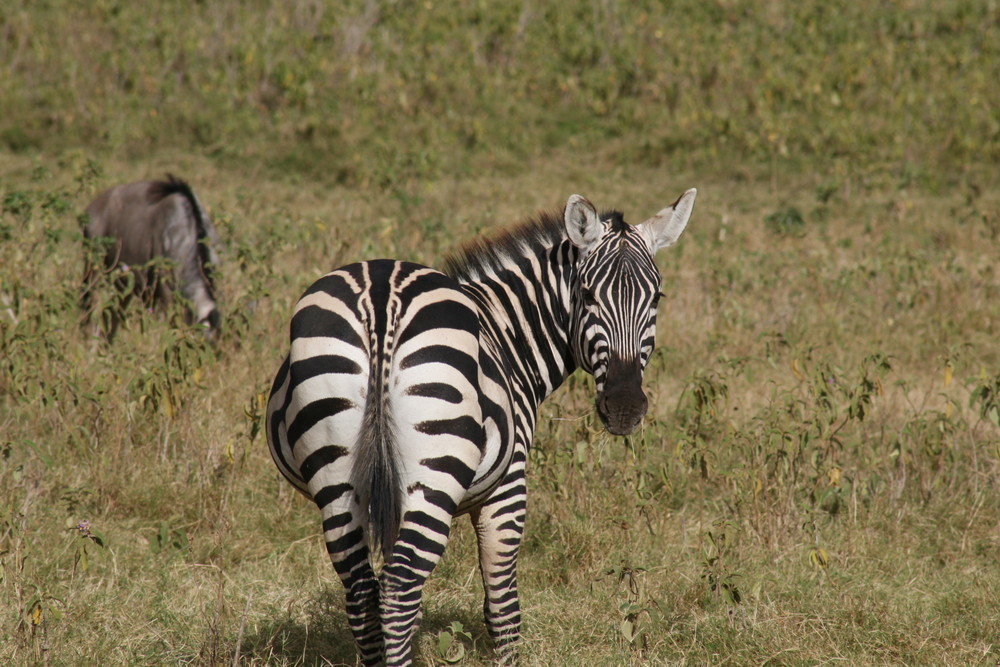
[2,1,999,665]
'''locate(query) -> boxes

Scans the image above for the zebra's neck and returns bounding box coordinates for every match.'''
[455,237,579,405]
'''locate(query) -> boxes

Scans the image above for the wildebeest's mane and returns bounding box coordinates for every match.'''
[148,173,217,295]
[444,206,626,282]
[146,173,185,204]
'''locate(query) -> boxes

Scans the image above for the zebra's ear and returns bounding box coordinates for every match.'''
[564,194,602,252]
[638,188,697,253]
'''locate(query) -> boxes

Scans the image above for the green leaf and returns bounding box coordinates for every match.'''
[437,632,453,656]
[444,643,465,663]
[449,621,472,642]
[77,543,89,572]
[620,618,635,642]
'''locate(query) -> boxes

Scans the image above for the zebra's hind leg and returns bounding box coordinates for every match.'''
[323,499,384,665]
[471,469,528,664]
[336,558,382,665]
[378,502,457,666]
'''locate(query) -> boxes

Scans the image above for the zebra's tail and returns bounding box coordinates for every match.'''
[351,361,402,566]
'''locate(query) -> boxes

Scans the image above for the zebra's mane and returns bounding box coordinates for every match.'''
[444,207,625,282]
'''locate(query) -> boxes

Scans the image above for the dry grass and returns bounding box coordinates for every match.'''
[7,151,997,665]
[3,1,1000,664]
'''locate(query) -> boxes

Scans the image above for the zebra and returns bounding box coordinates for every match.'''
[81,174,221,341]
[265,188,697,665]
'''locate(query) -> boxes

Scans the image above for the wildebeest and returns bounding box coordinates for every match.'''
[81,174,221,340]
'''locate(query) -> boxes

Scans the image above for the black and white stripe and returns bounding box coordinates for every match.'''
[266,189,696,665]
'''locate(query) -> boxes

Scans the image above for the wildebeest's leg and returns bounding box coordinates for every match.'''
[472,464,527,664]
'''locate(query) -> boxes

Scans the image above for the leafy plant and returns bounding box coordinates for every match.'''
[764,205,806,237]
[128,326,215,418]
[68,519,106,574]
[970,371,1000,428]
[673,367,732,477]
[701,523,743,609]
[434,621,473,664]
[604,561,664,654]
[149,522,190,557]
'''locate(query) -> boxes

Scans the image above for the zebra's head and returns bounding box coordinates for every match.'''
[565,189,696,435]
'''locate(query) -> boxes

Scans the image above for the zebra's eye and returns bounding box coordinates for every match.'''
[651,291,665,308]
[580,287,598,306]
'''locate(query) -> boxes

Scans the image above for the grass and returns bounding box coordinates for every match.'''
[2,1,1000,665]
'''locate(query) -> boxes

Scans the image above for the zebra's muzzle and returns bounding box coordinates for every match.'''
[595,355,648,436]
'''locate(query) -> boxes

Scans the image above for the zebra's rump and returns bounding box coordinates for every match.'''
[267,260,488,538]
